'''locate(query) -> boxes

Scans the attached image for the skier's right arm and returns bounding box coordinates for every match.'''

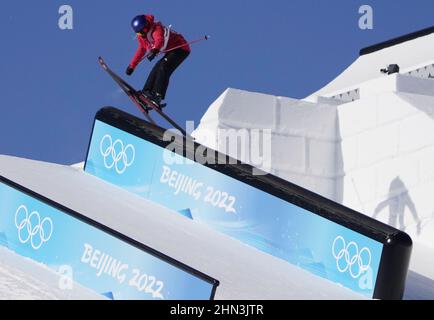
[129,43,147,71]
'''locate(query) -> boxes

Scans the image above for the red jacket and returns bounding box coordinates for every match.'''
[129,15,190,69]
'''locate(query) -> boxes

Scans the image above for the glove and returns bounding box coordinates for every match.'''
[126,66,135,76]
[147,49,159,62]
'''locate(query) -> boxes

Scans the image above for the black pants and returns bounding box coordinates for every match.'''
[143,49,190,100]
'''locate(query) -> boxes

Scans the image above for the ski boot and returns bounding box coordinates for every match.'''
[134,90,152,113]
[141,91,167,111]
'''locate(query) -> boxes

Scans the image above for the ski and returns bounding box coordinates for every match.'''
[98,57,155,124]
[98,56,187,136]
[136,93,187,136]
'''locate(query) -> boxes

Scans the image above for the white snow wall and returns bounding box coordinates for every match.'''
[193,88,341,202]
[337,75,434,249]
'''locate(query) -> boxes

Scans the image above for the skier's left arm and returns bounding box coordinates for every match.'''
[129,44,147,70]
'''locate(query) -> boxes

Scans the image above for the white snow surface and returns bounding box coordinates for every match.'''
[0,155,363,300]
[0,247,102,300]
[307,30,434,99]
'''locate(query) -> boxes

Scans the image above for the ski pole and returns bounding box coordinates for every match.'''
[161,35,211,53]
[139,35,211,64]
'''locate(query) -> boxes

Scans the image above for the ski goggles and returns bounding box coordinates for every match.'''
[136,28,149,37]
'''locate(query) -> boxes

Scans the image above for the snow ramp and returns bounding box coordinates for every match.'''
[0,159,218,300]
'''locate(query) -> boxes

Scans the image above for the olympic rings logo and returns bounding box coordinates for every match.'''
[99,134,135,174]
[14,205,53,250]
[332,236,371,279]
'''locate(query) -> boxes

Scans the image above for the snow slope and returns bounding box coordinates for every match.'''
[0,247,102,300]
[306,28,434,100]
[0,155,363,300]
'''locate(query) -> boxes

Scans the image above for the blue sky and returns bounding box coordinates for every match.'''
[1,0,434,165]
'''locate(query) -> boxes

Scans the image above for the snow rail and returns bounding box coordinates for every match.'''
[85,107,412,300]
[0,175,219,300]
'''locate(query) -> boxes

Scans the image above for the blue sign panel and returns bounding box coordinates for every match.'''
[85,120,384,297]
[0,180,217,300]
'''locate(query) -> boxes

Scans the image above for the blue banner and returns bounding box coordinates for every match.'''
[85,120,384,298]
[0,180,216,300]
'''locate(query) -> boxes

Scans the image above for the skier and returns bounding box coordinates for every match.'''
[126,14,191,109]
